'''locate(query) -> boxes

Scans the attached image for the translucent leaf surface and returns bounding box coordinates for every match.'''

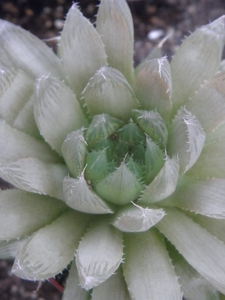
[12,210,91,280]
[0,69,39,136]
[167,108,205,174]
[92,267,130,300]
[162,177,225,218]
[0,119,60,164]
[139,157,179,204]
[123,228,182,300]
[76,218,123,290]
[0,189,67,240]
[167,242,220,300]
[111,203,165,232]
[96,0,134,84]
[95,162,142,205]
[86,113,123,148]
[60,4,107,97]
[157,208,225,294]
[0,157,68,200]
[192,214,225,244]
[62,261,89,300]
[186,73,225,134]
[61,129,87,178]
[0,239,26,259]
[171,16,225,110]
[82,66,137,122]
[145,136,165,185]
[35,76,87,154]
[63,175,114,214]
[85,150,108,183]
[133,109,168,147]
[187,135,225,179]
[0,20,63,79]
[135,57,172,122]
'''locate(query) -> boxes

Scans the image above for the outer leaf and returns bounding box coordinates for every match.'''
[0,120,60,164]
[191,214,225,244]
[0,239,26,259]
[95,162,142,205]
[61,129,87,178]
[167,108,205,174]
[111,203,165,232]
[171,16,225,110]
[167,241,220,300]
[123,228,182,300]
[186,73,225,134]
[96,0,134,84]
[162,177,225,218]
[0,69,39,136]
[60,4,107,97]
[12,210,91,280]
[0,19,63,79]
[138,157,179,204]
[63,175,114,214]
[0,189,67,240]
[92,267,130,300]
[76,218,123,290]
[0,157,68,200]
[35,76,87,154]
[135,57,172,122]
[156,208,225,294]
[187,135,225,179]
[82,66,137,122]
[62,261,89,300]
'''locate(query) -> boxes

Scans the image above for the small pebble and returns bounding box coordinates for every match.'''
[147,29,165,40]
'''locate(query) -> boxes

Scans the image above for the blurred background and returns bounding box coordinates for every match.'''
[0,0,225,299]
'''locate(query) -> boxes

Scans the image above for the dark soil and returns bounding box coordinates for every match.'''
[0,0,225,299]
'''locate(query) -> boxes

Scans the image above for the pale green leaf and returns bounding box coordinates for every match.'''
[34,76,87,154]
[187,135,225,179]
[0,189,67,240]
[0,69,39,136]
[85,150,108,183]
[62,260,89,300]
[167,241,220,300]
[60,4,107,97]
[76,218,123,290]
[86,113,123,148]
[95,162,142,205]
[96,0,134,84]
[145,136,165,185]
[171,16,225,110]
[82,66,137,122]
[167,108,205,174]
[138,157,179,204]
[0,20,63,79]
[61,129,87,178]
[92,267,130,300]
[0,239,26,259]
[135,57,172,122]
[156,208,225,294]
[162,177,225,218]
[0,119,60,164]
[12,210,91,280]
[123,228,182,300]
[186,73,225,134]
[191,214,225,244]
[111,203,165,232]
[63,175,114,214]
[0,157,68,200]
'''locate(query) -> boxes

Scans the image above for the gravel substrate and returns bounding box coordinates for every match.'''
[0,0,225,299]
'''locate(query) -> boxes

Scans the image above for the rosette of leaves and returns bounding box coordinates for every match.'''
[0,1,225,299]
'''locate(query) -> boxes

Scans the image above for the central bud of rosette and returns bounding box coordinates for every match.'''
[61,109,170,216]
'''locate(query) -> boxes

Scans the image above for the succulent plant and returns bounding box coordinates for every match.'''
[1,0,225,299]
